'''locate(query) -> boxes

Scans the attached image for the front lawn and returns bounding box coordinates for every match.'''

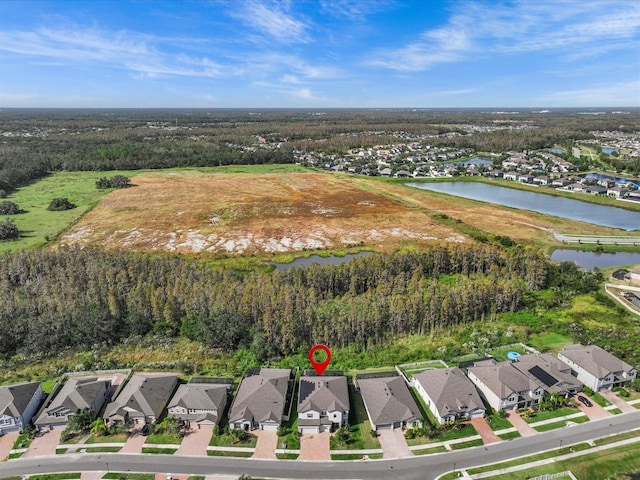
[330,384,381,450]
[86,432,129,444]
[145,432,182,445]
[209,432,257,448]
[524,406,581,424]
[486,413,512,431]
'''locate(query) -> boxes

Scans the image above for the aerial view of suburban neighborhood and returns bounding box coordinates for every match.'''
[1,1,640,480]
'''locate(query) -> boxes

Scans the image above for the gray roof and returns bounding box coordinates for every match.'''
[414,368,484,417]
[104,373,178,420]
[229,368,290,425]
[468,360,538,399]
[357,376,419,426]
[36,376,110,426]
[298,376,349,414]
[169,383,227,413]
[512,354,582,393]
[559,344,635,378]
[0,382,41,418]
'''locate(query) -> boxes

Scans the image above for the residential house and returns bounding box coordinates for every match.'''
[0,382,43,434]
[509,354,582,398]
[467,360,544,411]
[585,185,607,195]
[357,375,421,431]
[35,376,111,431]
[228,368,291,431]
[551,178,570,188]
[518,174,534,183]
[504,171,519,181]
[298,375,349,434]
[533,176,551,186]
[607,185,629,198]
[558,345,637,391]
[104,373,178,426]
[379,167,392,177]
[413,368,485,424]
[167,380,231,428]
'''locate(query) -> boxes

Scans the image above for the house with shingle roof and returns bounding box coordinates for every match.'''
[511,353,582,397]
[0,382,43,434]
[413,368,485,424]
[467,360,544,412]
[35,376,111,431]
[297,375,349,434]
[168,381,230,427]
[104,373,178,426]
[558,344,637,391]
[229,368,291,432]
[357,375,420,431]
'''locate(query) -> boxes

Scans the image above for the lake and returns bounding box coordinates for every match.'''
[273,252,372,270]
[406,181,640,231]
[551,249,640,270]
[549,147,565,154]
[601,147,618,155]
[582,172,640,188]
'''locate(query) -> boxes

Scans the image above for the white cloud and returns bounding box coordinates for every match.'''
[366,1,640,71]
[228,0,309,44]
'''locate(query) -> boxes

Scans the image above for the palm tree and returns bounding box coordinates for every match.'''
[90,418,107,437]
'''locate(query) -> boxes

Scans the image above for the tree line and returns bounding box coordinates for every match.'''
[0,244,557,360]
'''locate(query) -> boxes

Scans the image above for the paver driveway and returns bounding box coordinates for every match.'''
[298,432,330,460]
[252,429,278,459]
[121,428,147,453]
[23,429,61,457]
[506,411,537,437]
[576,393,611,420]
[600,390,636,413]
[377,429,412,458]
[176,425,213,456]
[470,417,501,444]
[0,432,18,460]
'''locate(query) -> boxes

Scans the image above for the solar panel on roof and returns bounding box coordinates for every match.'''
[299,379,315,403]
[528,365,558,387]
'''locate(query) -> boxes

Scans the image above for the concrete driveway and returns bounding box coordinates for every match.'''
[469,417,501,444]
[176,425,212,456]
[298,432,330,461]
[506,411,537,437]
[23,429,62,457]
[600,390,636,413]
[377,429,412,458]
[120,429,147,453]
[0,432,18,460]
[252,430,278,459]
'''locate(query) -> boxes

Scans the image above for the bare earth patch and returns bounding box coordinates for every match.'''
[59,171,456,255]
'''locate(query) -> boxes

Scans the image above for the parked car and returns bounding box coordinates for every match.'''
[577,395,593,407]
[140,424,150,436]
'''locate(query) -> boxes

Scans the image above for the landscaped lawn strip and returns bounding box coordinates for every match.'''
[533,415,589,432]
[497,431,521,440]
[594,429,640,446]
[450,438,484,450]
[209,432,257,448]
[207,450,253,457]
[145,432,181,445]
[486,413,512,431]
[524,406,581,423]
[330,384,380,450]
[412,445,448,455]
[86,432,129,443]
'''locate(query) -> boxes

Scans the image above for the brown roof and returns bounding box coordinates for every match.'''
[229,368,290,425]
[298,376,349,414]
[559,344,635,378]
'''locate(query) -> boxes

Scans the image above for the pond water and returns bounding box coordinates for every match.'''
[405,181,640,231]
[549,147,565,154]
[452,157,494,167]
[601,147,618,155]
[273,251,372,270]
[550,249,640,270]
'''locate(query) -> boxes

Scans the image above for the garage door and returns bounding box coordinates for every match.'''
[261,424,278,432]
[300,426,319,434]
[376,424,393,430]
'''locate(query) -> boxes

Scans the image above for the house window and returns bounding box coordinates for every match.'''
[306,413,313,418]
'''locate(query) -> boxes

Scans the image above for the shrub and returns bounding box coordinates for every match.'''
[0,201,22,215]
[0,218,19,240]
[96,175,131,189]
[582,386,594,396]
[47,197,76,211]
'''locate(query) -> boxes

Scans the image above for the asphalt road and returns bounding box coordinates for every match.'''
[1,411,639,480]
[553,233,640,244]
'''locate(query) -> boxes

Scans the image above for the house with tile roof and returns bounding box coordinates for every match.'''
[297,375,349,434]
[413,368,485,424]
[35,376,111,430]
[104,373,178,426]
[167,381,230,428]
[0,382,43,434]
[228,368,291,432]
[467,360,544,412]
[357,375,420,431]
[558,344,637,391]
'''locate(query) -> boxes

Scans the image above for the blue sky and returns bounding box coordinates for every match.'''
[0,0,639,108]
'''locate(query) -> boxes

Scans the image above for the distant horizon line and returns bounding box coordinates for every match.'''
[1,106,639,111]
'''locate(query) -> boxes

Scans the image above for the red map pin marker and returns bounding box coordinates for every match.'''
[308,344,332,376]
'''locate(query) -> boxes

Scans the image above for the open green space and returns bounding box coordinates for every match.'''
[533,415,589,432]
[477,441,640,480]
[528,333,574,353]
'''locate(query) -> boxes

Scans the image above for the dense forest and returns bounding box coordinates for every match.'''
[2,108,639,193]
[0,244,567,360]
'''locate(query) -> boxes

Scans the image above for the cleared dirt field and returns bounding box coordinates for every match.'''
[59,171,461,255]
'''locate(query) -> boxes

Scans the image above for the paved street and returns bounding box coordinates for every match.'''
[0,411,637,480]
